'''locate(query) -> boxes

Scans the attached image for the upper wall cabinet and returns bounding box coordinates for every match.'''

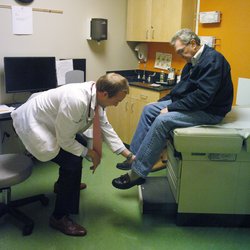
[126,0,197,42]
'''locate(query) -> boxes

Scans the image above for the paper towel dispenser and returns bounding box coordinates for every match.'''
[90,18,108,42]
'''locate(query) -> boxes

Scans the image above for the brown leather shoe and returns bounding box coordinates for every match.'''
[49,215,87,236]
[54,182,87,193]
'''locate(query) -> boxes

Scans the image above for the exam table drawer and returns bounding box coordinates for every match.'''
[166,140,181,202]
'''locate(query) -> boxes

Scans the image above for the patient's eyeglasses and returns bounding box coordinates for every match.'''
[176,42,190,55]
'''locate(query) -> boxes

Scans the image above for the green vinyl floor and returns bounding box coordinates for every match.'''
[0,144,250,250]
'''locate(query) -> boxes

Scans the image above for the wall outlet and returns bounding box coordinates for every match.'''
[199,36,216,47]
[154,52,172,70]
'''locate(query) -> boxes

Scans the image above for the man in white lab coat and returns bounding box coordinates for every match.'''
[11,73,132,236]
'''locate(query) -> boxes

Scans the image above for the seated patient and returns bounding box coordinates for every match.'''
[112,28,234,190]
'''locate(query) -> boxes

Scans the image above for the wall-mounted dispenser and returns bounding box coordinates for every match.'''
[89,18,108,42]
[134,43,148,63]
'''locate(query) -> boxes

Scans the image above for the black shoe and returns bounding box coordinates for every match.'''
[112,173,145,190]
[116,160,132,170]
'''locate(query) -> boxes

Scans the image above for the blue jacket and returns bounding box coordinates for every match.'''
[159,45,233,117]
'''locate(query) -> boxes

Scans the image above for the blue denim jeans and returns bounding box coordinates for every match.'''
[130,100,224,178]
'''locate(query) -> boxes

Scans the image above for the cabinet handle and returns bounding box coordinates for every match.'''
[131,103,134,113]
[152,29,155,40]
[125,101,129,111]
[140,94,148,100]
[146,30,149,39]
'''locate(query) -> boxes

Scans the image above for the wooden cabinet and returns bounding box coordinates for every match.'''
[106,86,170,145]
[126,0,151,42]
[126,0,197,42]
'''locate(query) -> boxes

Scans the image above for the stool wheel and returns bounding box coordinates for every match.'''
[23,224,34,236]
[40,196,49,206]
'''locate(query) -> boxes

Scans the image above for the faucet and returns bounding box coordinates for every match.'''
[147,72,156,83]
[141,62,146,82]
[134,69,141,80]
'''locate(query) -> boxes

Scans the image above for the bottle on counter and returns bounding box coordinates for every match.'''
[159,71,165,83]
[167,68,175,85]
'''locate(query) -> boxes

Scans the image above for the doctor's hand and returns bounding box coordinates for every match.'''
[87,149,101,174]
[160,107,169,114]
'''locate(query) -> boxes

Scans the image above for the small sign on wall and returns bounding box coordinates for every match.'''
[56,59,74,85]
[154,52,172,70]
[199,36,216,47]
[199,11,221,24]
[12,5,33,35]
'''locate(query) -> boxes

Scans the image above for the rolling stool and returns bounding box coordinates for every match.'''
[0,154,49,236]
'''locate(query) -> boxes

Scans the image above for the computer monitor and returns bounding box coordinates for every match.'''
[3,57,58,93]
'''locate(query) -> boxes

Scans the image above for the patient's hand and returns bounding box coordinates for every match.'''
[146,102,157,106]
[160,107,169,114]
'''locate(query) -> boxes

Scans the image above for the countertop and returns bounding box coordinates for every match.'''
[129,81,175,92]
[106,69,176,92]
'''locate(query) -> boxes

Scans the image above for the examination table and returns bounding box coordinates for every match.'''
[139,106,250,227]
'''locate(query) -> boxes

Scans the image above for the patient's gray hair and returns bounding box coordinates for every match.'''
[171,29,200,46]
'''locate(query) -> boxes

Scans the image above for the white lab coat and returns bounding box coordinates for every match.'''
[11,81,125,162]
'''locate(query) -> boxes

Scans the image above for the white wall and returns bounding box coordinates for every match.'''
[0,0,137,104]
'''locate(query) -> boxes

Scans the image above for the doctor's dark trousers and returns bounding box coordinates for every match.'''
[51,134,86,217]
